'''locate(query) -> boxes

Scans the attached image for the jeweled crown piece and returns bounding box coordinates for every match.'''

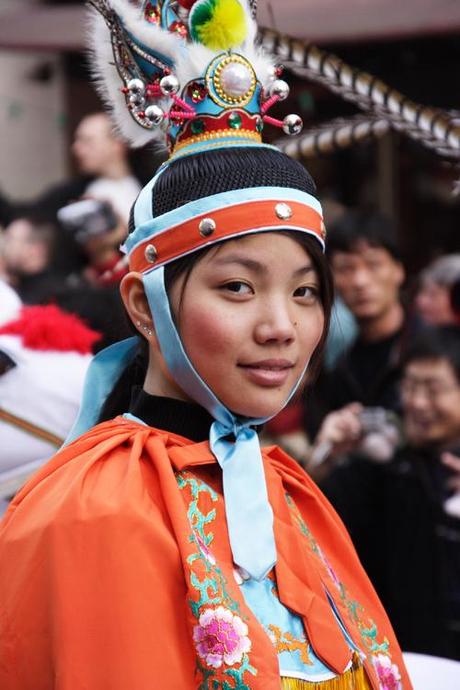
[88,0,303,156]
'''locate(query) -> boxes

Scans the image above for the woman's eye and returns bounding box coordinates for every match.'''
[294,285,319,300]
[222,281,253,295]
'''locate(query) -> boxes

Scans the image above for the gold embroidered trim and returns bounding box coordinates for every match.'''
[172,128,262,154]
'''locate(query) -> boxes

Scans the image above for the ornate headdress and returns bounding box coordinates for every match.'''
[70,0,327,581]
[87,0,325,274]
[89,0,303,156]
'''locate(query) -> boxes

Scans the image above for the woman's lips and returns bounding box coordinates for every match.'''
[238,359,294,387]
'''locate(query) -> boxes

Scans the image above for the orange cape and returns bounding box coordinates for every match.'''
[0,418,412,689]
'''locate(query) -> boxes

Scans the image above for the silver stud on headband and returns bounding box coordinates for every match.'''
[275,202,293,220]
[199,217,216,237]
[144,243,158,263]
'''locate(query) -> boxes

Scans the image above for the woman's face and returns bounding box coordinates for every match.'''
[162,232,325,418]
[415,280,455,326]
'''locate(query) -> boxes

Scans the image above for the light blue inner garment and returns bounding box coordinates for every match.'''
[240,576,358,682]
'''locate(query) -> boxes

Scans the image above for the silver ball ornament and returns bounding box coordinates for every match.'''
[159,74,180,96]
[283,113,303,136]
[127,78,145,95]
[269,79,290,101]
[144,104,165,127]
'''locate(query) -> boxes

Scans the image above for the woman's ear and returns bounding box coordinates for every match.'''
[120,272,157,342]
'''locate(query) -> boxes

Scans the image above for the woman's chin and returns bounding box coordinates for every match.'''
[228,397,287,421]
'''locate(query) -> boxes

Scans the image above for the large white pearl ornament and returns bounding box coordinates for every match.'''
[220,62,252,99]
[283,114,303,135]
[144,104,165,126]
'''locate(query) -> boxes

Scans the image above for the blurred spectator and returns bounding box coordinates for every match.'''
[0,112,140,231]
[0,305,101,514]
[0,216,62,303]
[415,254,460,326]
[304,209,412,436]
[57,198,127,285]
[71,113,140,225]
[320,326,460,660]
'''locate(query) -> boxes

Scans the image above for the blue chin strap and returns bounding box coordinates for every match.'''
[142,266,308,581]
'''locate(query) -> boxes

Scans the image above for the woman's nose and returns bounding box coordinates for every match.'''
[254,300,296,344]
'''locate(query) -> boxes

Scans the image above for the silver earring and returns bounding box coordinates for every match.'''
[136,320,153,337]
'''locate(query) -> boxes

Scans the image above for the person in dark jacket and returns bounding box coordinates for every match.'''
[304,209,413,437]
[321,326,460,660]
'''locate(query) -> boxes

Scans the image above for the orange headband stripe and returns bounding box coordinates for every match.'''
[129,199,325,273]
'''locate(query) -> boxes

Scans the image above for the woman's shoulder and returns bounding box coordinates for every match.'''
[0,416,187,536]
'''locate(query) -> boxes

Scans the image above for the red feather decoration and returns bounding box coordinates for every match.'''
[0,305,101,355]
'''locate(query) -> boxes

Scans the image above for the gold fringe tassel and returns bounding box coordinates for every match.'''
[281,656,371,690]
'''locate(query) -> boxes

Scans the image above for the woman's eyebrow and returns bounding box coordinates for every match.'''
[213,255,315,276]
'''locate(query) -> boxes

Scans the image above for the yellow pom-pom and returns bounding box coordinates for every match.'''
[190,0,248,51]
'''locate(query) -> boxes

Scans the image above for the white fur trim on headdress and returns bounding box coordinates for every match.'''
[87,0,275,149]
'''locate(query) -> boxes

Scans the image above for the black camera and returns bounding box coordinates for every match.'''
[57,199,118,244]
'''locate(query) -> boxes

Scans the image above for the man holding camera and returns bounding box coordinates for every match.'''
[317,326,460,661]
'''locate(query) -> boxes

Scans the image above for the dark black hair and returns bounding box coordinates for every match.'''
[326,208,401,262]
[401,325,460,383]
[128,147,317,231]
[101,147,330,421]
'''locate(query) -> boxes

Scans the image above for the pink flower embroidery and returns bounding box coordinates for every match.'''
[193,606,251,668]
[373,653,402,690]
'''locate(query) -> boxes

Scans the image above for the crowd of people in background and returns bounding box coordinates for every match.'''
[1,112,460,662]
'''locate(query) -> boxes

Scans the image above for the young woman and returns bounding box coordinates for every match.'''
[0,2,411,689]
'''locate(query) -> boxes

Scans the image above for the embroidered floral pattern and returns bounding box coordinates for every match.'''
[194,606,251,668]
[267,624,313,665]
[176,471,257,689]
[285,493,400,686]
[372,653,402,690]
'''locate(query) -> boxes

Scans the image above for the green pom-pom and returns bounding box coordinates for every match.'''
[190,0,248,51]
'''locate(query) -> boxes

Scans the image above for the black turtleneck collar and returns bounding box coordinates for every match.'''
[128,386,214,442]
